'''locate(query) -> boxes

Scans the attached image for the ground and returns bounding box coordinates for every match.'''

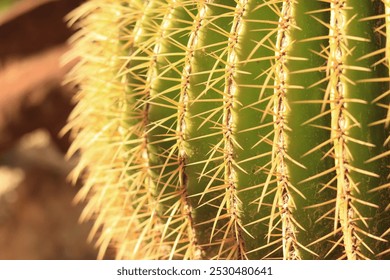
[0,0,113,259]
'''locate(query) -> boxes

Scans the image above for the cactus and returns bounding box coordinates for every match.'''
[66,0,390,260]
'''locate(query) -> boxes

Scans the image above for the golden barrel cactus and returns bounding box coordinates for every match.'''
[66,0,390,259]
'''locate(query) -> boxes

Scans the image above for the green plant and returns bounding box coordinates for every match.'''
[66,0,390,260]
[0,0,19,12]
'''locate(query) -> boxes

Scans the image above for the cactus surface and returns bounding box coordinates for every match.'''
[66,0,390,259]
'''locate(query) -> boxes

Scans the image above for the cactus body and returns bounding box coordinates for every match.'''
[67,0,390,259]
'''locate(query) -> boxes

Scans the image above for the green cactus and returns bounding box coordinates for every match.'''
[66,0,390,260]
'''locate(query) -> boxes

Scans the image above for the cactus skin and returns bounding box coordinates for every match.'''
[66,0,390,259]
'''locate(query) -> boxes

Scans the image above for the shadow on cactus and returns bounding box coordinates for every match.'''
[64,0,390,260]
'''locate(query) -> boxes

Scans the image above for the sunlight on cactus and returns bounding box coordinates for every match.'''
[65,0,390,260]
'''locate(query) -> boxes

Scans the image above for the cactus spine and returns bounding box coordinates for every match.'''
[67,0,390,259]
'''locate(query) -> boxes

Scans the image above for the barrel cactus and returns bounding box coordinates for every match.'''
[66,0,390,260]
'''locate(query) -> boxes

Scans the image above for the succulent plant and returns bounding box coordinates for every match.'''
[66,0,390,260]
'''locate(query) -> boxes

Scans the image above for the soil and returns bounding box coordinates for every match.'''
[0,0,114,259]
[0,130,108,259]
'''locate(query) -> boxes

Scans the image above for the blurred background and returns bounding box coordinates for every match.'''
[0,0,112,259]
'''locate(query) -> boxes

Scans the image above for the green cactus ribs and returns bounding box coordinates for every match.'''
[67,0,390,259]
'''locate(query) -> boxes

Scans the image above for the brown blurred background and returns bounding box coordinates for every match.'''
[0,0,112,259]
